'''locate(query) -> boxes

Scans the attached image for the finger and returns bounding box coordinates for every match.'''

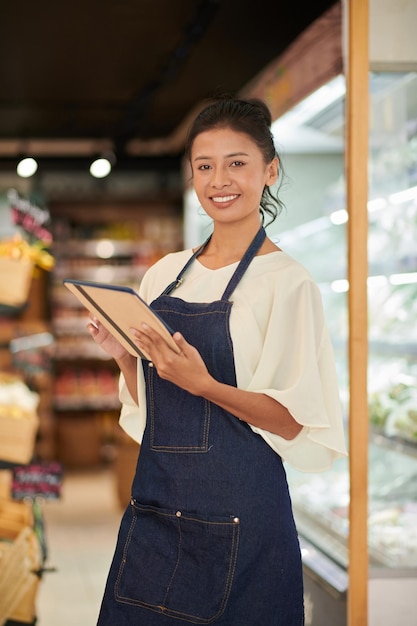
[140,323,163,341]
[172,332,187,353]
[140,324,181,355]
[129,327,154,356]
[87,321,99,336]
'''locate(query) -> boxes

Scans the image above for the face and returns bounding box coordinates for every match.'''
[190,127,278,227]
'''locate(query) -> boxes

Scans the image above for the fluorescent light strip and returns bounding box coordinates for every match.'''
[329,185,417,224]
[389,272,417,285]
[330,273,417,292]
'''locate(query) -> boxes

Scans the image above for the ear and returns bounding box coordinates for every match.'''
[265,157,279,186]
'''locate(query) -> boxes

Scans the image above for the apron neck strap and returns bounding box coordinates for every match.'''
[161,226,266,300]
[161,234,212,296]
[221,226,266,301]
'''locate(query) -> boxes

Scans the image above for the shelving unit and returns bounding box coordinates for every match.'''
[49,199,183,469]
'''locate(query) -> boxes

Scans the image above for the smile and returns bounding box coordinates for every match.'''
[211,195,239,203]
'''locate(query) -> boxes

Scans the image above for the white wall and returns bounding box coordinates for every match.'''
[369,575,417,626]
[370,0,417,69]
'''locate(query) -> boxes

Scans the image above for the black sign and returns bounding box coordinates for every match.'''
[12,461,63,500]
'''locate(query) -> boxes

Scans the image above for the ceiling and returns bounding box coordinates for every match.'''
[0,0,337,172]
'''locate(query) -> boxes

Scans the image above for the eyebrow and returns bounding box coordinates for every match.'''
[193,151,250,162]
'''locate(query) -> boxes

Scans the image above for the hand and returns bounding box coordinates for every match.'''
[87,315,129,361]
[130,324,213,396]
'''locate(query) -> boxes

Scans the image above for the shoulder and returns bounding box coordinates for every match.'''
[247,252,325,314]
[252,251,317,288]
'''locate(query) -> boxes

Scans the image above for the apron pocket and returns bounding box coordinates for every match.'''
[147,366,211,452]
[115,500,240,624]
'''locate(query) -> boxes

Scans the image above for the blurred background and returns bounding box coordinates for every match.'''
[0,1,416,625]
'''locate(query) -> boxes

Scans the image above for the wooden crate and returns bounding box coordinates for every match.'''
[0,498,34,541]
[0,258,34,307]
[0,471,12,500]
[0,526,41,626]
[0,409,39,465]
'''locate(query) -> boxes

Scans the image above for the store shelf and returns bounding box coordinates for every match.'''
[53,239,143,258]
[49,201,183,469]
[369,340,417,358]
[370,428,417,460]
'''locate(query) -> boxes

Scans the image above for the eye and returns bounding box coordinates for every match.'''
[197,163,211,171]
[230,160,245,167]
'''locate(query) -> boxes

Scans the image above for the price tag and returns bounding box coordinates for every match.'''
[12,461,63,500]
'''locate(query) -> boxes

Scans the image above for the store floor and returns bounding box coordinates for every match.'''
[36,468,123,626]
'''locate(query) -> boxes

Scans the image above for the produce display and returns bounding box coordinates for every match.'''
[0,190,55,308]
[369,378,417,443]
[0,234,54,272]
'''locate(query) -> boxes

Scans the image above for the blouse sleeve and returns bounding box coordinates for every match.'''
[245,277,347,473]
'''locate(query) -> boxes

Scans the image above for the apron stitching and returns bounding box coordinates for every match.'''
[162,516,182,607]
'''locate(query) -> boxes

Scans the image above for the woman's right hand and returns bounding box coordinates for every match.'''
[87,315,129,361]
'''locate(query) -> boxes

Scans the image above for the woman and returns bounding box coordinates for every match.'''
[89,98,347,625]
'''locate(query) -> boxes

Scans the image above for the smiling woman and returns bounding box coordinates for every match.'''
[86,97,347,626]
[190,127,278,234]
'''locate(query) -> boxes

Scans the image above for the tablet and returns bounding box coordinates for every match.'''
[63,279,180,361]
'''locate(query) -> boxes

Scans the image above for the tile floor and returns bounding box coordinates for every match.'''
[35,468,123,626]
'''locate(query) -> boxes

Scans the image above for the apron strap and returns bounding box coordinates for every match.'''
[161,234,212,296]
[160,226,266,300]
[221,226,266,301]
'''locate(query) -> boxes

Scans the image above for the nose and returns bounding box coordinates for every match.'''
[210,166,231,188]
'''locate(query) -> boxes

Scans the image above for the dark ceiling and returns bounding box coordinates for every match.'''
[0,0,336,170]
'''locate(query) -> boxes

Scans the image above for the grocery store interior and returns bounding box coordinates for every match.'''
[1,1,416,625]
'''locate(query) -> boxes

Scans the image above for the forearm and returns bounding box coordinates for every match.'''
[116,353,139,404]
[200,377,302,440]
[129,327,301,438]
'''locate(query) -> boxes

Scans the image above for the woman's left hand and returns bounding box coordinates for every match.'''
[130,324,213,396]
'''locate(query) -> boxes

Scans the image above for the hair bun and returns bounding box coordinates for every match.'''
[247,98,272,127]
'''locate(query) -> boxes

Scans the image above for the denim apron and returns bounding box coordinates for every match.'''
[97,227,304,625]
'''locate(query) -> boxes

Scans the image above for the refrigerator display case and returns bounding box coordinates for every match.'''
[276,72,417,625]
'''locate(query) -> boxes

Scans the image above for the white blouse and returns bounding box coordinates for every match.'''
[119,248,347,473]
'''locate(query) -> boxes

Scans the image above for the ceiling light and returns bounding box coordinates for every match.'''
[89,151,115,178]
[89,157,112,178]
[16,157,38,178]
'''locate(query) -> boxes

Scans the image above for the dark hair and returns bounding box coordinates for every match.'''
[185,97,285,225]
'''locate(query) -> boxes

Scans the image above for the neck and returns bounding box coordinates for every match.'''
[201,223,263,267]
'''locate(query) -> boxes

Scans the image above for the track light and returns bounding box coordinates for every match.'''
[17,156,38,178]
[89,151,116,178]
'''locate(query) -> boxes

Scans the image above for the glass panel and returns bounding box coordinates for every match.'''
[367,71,417,569]
[273,71,417,571]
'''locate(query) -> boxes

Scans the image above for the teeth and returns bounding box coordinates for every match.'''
[212,195,238,203]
